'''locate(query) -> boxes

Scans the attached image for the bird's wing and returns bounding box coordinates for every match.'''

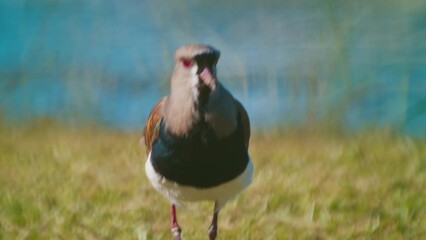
[234,99,251,148]
[142,97,167,155]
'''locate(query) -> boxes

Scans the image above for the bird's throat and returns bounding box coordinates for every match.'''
[195,82,211,111]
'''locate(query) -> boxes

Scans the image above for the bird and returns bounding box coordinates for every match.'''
[142,44,253,240]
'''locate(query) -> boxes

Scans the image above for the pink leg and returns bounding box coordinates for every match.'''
[171,204,182,240]
[208,202,219,240]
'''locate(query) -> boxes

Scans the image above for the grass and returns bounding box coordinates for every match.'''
[0,123,425,239]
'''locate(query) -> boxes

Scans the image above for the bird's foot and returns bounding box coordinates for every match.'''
[171,226,182,240]
[208,224,217,240]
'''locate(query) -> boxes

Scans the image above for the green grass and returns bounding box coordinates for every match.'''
[0,123,425,239]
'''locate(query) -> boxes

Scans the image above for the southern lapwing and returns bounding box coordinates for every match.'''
[142,44,253,240]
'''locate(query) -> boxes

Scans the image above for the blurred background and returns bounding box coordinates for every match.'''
[0,0,425,136]
[1,1,426,239]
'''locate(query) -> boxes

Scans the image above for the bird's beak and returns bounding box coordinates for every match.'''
[199,67,216,90]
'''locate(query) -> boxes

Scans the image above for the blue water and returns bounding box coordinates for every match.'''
[0,0,425,136]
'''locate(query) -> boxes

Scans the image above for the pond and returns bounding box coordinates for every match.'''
[0,0,425,136]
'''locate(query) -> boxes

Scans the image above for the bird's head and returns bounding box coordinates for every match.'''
[171,44,220,108]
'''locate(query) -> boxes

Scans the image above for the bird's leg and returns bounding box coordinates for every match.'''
[208,202,219,240]
[170,204,182,240]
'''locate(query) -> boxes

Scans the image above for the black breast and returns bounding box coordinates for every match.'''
[150,114,249,188]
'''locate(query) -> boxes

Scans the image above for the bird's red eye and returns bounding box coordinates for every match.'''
[182,59,192,68]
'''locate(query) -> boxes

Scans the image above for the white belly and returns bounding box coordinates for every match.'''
[145,152,253,210]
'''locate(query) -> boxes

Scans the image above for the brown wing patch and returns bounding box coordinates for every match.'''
[142,97,166,155]
[235,99,251,148]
